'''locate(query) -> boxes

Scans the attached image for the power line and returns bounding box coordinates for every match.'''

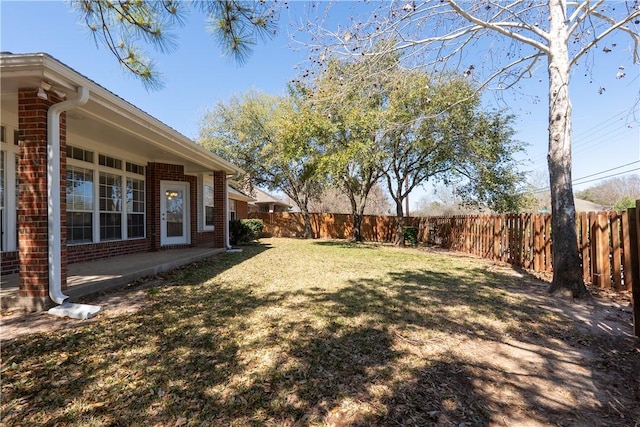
[525,110,637,167]
[530,161,640,193]
[572,160,640,183]
[572,109,629,140]
[528,121,635,168]
[572,168,640,187]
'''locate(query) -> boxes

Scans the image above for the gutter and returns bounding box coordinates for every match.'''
[46,86,101,319]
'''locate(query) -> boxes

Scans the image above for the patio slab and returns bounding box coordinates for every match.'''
[1,247,226,310]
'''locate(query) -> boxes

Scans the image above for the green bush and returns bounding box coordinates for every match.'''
[230,219,263,245]
[403,226,418,246]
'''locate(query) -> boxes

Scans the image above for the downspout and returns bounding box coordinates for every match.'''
[47,87,101,319]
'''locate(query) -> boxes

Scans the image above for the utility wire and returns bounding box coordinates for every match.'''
[530,161,640,193]
[571,168,640,187]
[572,160,640,183]
[526,110,636,167]
[528,121,635,167]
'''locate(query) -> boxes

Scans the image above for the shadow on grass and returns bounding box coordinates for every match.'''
[2,240,638,426]
[312,240,381,250]
[295,265,639,426]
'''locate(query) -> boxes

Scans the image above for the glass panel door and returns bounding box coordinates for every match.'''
[160,181,189,245]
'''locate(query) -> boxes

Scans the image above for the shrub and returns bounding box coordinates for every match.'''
[403,226,418,246]
[230,219,264,245]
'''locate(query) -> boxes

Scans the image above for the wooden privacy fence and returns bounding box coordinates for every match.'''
[419,210,639,292]
[250,207,640,293]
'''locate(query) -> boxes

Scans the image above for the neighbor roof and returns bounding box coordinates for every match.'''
[251,188,292,208]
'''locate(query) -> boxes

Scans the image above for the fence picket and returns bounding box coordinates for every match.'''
[622,211,635,291]
[579,212,591,283]
[610,212,622,291]
[544,215,552,272]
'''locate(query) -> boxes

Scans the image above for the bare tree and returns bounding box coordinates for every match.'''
[308,0,639,298]
[577,174,640,208]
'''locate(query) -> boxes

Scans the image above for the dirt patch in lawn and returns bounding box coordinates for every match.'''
[1,277,165,343]
[1,240,639,426]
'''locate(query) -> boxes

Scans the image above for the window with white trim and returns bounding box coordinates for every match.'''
[67,164,94,244]
[203,175,214,229]
[66,145,145,244]
[1,125,20,252]
[229,199,237,221]
[99,171,122,241]
[126,174,145,238]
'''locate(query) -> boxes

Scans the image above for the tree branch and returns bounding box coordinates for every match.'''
[446,0,550,54]
[571,9,640,66]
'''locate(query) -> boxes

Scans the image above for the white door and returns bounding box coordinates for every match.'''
[160,181,189,246]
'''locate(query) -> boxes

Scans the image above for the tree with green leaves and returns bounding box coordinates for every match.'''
[380,66,527,246]
[198,89,325,239]
[72,0,279,89]
[309,58,388,242]
[311,1,639,297]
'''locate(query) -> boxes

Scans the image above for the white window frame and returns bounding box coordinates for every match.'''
[1,124,19,252]
[200,173,215,231]
[67,163,95,245]
[66,145,146,245]
[229,198,237,221]
[98,170,123,241]
[126,172,146,240]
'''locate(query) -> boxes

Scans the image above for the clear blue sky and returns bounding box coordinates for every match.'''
[2,0,639,207]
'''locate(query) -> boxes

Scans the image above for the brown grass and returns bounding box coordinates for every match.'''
[2,238,639,426]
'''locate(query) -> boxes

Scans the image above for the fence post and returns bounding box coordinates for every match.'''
[633,201,640,337]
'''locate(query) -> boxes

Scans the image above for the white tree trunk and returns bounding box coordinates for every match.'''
[547,0,589,297]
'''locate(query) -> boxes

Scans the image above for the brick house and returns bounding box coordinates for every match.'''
[0,52,242,310]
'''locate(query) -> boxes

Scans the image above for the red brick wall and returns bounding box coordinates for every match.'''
[236,200,249,220]
[145,164,226,249]
[11,99,233,299]
[1,251,19,275]
[67,239,150,264]
[187,174,216,247]
[17,88,69,297]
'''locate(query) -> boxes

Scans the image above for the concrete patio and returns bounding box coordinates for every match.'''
[1,247,226,310]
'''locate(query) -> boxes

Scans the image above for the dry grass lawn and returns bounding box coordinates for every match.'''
[2,238,639,426]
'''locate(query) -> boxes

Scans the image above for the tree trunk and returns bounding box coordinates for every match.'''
[348,188,368,242]
[394,198,405,246]
[353,213,363,242]
[301,208,313,239]
[546,1,589,298]
[294,192,314,239]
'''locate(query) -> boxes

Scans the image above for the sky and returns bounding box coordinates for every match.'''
[1,0,639,209]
